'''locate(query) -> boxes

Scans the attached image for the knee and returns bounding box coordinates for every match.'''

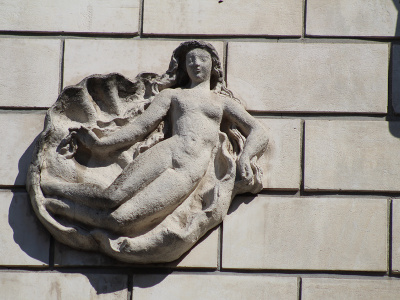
[41,181,58,196]
[101,189,128,209]
[108,210,136,232]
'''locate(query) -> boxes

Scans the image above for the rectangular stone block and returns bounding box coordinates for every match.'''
[0,190,50,266]
[0,112,45,186]
[306,0,399,37]
[55,226,219,268]
[0,112,45,185]
[392,199,400,273]
[305,120,400,192]
[258,119,302,190]
[132,273,298,300]
[143,0,302,36]
[0,38,60,107]
[222,196,387,271]
[227,42,388,113]
[64,39,224,87]
[391,45,400,114]
[177,227,219,268]
[0,271,128,299]
[0,0,139,33]
[302,278,400,300]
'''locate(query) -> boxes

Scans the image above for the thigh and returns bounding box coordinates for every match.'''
[107,137,176,199]
[111,167,200,231]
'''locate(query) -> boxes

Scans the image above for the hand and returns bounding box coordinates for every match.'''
[69,126,101,149]
[58,131,78,158]
[237,155,253,184]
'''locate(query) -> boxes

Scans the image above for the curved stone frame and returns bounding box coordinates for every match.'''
[27,41,268,263]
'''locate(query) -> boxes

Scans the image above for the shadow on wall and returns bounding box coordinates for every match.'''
[390,1,400,120]
[8,134,130,293]
[132,272,171,290]
[227,195,256,215]
[8,134,50,265]
[387,1,400,138]
[393,1,400,35]
[8,132,209,291]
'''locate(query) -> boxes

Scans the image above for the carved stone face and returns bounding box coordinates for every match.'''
[185,48,212,85]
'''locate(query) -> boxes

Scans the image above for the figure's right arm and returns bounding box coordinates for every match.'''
[76,90,172,154]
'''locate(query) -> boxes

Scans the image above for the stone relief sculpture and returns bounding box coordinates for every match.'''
[27,41,268,263]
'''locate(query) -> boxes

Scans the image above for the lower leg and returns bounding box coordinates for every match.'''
[41,181,111,209]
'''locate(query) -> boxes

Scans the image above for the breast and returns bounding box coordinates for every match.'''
[200,101,223,121]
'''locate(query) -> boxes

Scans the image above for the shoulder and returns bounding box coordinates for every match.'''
[157,88,185,102]
[158,87,183,96]
[153,88,177,103]
[213,92,232,105]
[157,88,173,97]
[220,94,245,111]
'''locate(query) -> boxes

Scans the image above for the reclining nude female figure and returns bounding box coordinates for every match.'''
[41,41,268,235]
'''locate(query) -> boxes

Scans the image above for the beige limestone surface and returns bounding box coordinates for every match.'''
[392,199,400,273]
[391,45,400,114]
[0,112,45,185]
[174,227,219,268]
[0,0,139,33]
[307,0,399,37]
[0,271,128,299]
[63,39,224,87]
[227,42,388,113]
[305,120,400,191]
[32,41,268,263]
[223,196,387,271]
[0,191,50,266]
[302,278,400,299]
[132,273,298,300]
[0,38,60,107]
[54,227,219,268]
[258,118,302,190]
[142,0,302,36]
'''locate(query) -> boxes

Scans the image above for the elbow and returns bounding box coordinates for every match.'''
[254,127,269,153]
[253,125,269,145]
[260,135,269,153]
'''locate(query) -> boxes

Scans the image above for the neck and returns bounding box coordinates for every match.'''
[189,79,210,90]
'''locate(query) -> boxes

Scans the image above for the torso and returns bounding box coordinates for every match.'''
[170,88,223,143]
[164,88,225,169]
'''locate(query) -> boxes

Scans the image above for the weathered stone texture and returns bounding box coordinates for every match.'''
[0,112,45,185]
[0,191,49,266]
[305,121,400,192]
[227,42,388,113]
[142,0,302,36]
[64,39,224,87]
[391,45,400,114]
[176,228,219,268]
[0,38,60,107]
[0,0,139,33]
[33,41,266,264]
[302,278,400,299]
[307,0,399,37]
[258,119,302,190]
[132,273,298,299]
[223,196,387,271]
[54,227,219,268]
[392,199,400,273]
[0,272,128,299]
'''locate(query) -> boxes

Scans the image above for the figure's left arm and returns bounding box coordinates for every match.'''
[223,98,269,182]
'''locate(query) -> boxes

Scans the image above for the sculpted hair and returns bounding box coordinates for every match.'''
[154,41,240,103]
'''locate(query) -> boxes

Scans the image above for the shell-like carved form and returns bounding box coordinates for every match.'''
[27,41,267,263]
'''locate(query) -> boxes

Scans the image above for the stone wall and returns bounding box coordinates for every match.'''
[1,0,400,299]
